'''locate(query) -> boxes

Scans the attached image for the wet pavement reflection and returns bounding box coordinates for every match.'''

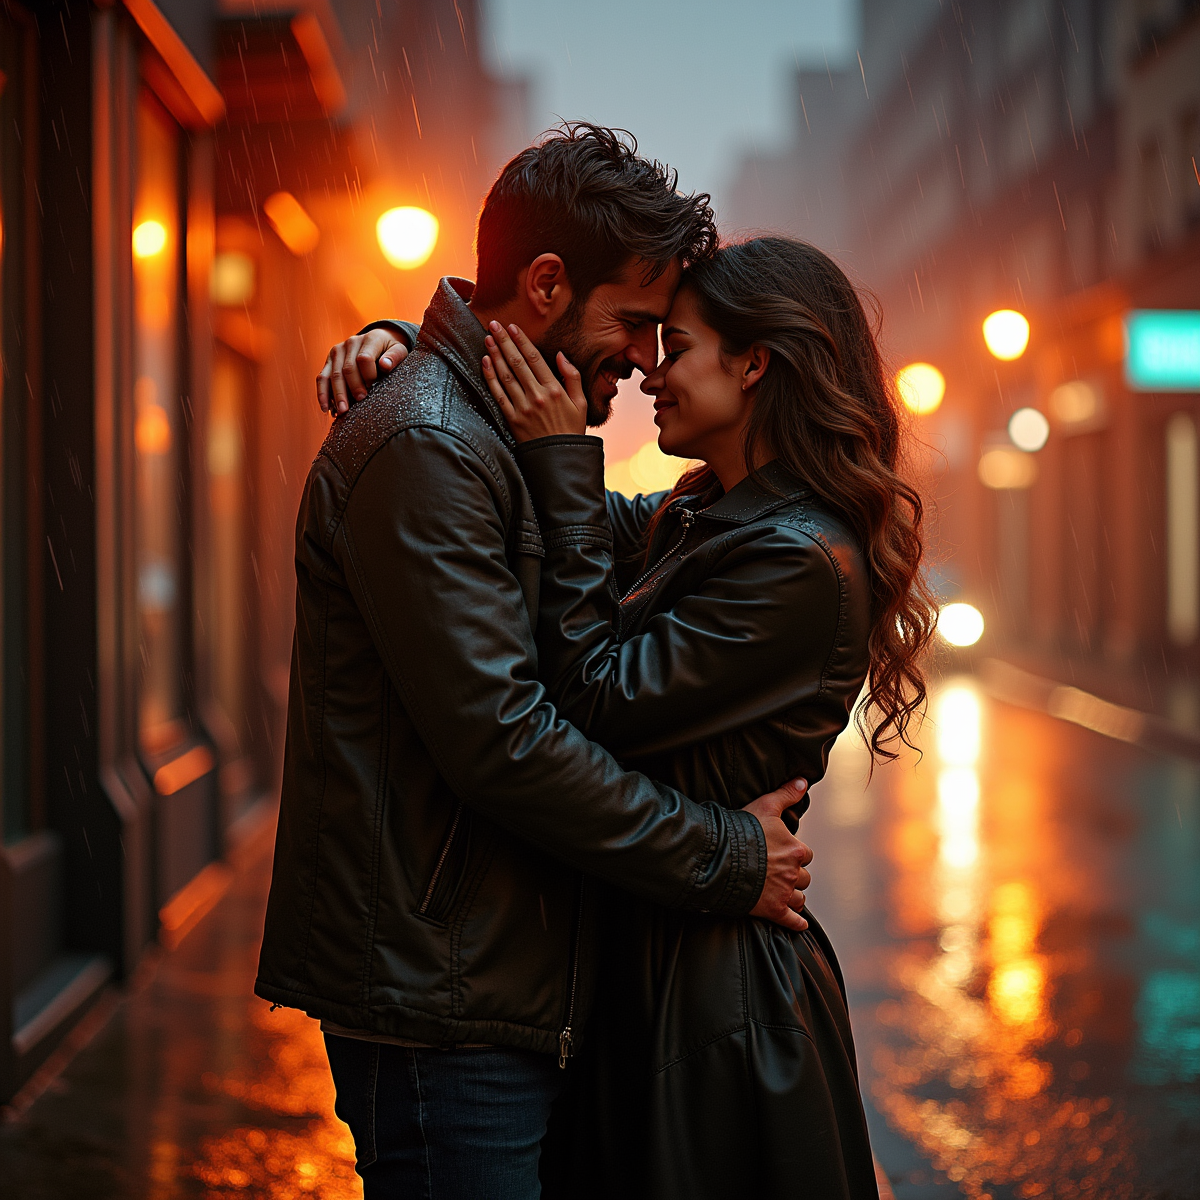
[0,824,359,1199]
[807,676,1200,1199]
[1,675,1197,1197]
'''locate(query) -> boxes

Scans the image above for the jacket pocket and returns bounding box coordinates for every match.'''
[415,802,472,926]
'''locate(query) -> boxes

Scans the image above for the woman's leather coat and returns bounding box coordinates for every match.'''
[517,437,880,1200]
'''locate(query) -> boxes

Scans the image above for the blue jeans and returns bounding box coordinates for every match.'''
[323,1035,564,1199]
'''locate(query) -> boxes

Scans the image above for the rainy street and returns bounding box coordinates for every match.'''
[3,0,1200,1195]
[0,669,1195,1199]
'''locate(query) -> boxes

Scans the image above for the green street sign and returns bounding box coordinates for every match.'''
[1125,310,1200,392]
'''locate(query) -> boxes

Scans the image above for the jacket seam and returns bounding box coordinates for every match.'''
[543,525,611,549]
[785,522,847,700]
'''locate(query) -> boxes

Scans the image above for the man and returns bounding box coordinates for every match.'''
[257,124,812,1198]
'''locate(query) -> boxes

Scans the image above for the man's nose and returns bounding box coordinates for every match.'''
[626,326,660,375]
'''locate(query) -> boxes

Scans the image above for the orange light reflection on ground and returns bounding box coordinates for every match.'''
[192,1003,359,1199]
[868,679,1135,1198]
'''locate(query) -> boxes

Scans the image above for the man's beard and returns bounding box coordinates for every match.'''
[539,301,630,426]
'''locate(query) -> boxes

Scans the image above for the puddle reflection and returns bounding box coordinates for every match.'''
[855,678,1142,1197]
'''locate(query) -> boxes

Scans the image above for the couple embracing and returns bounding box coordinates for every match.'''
[255,123,934,1199]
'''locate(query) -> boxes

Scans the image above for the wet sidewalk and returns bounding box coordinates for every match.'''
[0,815,359,1200]
[1,676,1198,1198]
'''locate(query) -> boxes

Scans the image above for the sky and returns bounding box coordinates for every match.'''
[482,0,856,218]
[482,0,857,468]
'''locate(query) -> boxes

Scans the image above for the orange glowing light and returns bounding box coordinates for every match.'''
[896,362,945,414]
[978,445,1037,490]
[376,206,439,269]
[982,309,1030,360]
[264,191,321,257]
[135,404,173,455]
[133,219,167,258]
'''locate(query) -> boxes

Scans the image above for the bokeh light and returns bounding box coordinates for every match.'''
[377,206,440,269]
[135,404,172,456]
[896,362,946,414]
[605,438,690,497]
[978,445,1038,489]
[938,602,985,647]
[983,309,1030,360]
[1008,406,1050,452]
[132,219,167,258]
[211,251,256,306]
[1050,379,1101,425]
[263,191,321,256]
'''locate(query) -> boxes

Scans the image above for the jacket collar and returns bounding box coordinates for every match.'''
[685,459,811,526]
[417,276,516,448]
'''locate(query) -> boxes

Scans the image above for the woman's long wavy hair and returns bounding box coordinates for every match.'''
[652,237,937,761]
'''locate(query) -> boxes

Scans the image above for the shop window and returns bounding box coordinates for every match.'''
[133,90,186,756]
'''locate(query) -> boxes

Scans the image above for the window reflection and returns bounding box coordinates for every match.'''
[134,91,184,755]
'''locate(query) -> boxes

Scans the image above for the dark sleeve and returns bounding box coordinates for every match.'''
[336,426,766,915]
[517,436,841,762]
[606,488,668,564]
[358,318,420,350]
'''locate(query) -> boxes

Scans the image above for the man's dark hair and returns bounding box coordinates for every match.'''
[473,122,718,308]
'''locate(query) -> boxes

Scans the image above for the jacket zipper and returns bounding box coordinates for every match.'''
[558,879,585,1069]
[417,802,464,915]
[620,507,695,601]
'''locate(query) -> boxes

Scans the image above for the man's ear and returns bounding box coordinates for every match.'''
[742,345,771,392]
[523,253,574,320]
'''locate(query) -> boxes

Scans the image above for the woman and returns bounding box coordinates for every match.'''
[479,236,934,1199]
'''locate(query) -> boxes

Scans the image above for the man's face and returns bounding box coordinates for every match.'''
[539,257,682,426]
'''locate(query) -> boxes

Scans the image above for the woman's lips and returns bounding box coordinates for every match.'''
[652,401,676,424]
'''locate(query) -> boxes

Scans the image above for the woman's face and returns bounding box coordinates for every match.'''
[641,288,763,474]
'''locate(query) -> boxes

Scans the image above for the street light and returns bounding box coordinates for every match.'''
[983,309,1030,360]
[133,220,167,258]
[938,602,985,647]
[377,206,439,269]
[896,362,946,414]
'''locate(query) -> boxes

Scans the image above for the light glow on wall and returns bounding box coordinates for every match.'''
[982,309,1030,361]
[376,206,439,269]
[896,362,946,414]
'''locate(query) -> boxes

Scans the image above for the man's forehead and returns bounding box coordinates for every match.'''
[607,258,681,322]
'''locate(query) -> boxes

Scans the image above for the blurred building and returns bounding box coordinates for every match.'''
[729,0,1200,703]
[0,0,523,1102]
